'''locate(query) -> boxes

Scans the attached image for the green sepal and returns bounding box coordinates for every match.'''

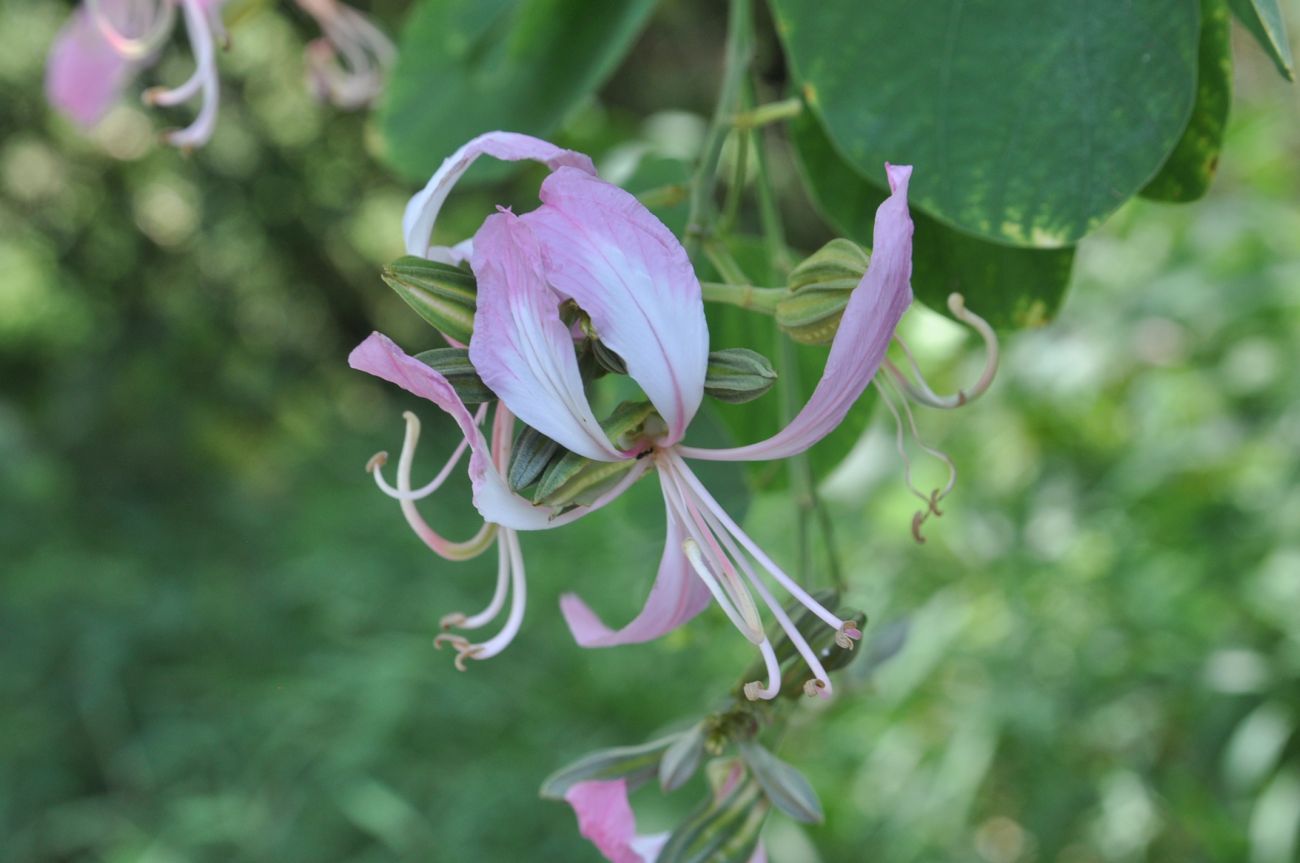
[538,735,681,801]
[658,771,768,863]
[534,455,640,508]
[704,349,779,404]
[508,425,563,492]
[737,741,824,824]
[412,348,493,404]
[659,724,706,793]
[382,256,477,345]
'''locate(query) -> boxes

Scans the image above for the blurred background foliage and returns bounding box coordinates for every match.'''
[2,1,1299,861]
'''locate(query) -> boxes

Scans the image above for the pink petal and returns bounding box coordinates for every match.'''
[565,780,651,863]
[523,168,708,445]
[559,483,712,647]
[681,164,914,463]
[469,210,623,462]
[402,131,597,257]
[45,4,137,128]
[349,331,558,530]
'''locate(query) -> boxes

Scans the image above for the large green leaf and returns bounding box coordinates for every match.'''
[789,110,1074,330]
[1227,0,1295,80]
[1143,0,1234,202]
[378,0,656,181]
[769,0,1201,247]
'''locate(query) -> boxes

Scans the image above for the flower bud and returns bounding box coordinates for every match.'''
[775,238,870,346]
[413,347,493,403]
[704,349,778,404]
[532,401,659,507]
[381,255,477,345]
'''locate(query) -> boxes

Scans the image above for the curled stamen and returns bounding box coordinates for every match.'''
[802,679,829,699]
[89,0,176,59]
[159,0,220,150]
[875,377,959,542]
[452,645,484,672]
[884,293,999,409]
[440,535,512,632]
[834,623,860,650]
[433,633,469,651]
[297,0,395,109]
[744,639,782,701]
[368,406,482,501]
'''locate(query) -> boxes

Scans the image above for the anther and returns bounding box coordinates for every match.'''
[365,451,387,473]
[439,612,467,631]
[802,679,828,698]
[834,623,860,650]
[911,511,928,545]
[453,645,484,672]
[433,633,469,651]
[743,681,764,701]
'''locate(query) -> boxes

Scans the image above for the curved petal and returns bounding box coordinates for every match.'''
[559,480,712,647]
[523,168,708,445]
[45,5,137,127]
[565,780,653,863]
[469,210,622,461]
[350,331,558,530]
[680,164,915,462]
[402,131,597,257]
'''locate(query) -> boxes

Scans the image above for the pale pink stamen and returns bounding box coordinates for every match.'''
[157,0,220,150]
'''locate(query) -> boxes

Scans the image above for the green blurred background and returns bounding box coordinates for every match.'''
[2,1,1299,861]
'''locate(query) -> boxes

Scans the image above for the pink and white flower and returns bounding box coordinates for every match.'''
[353,131,914,698]
[46,0,225,149]
[295,0,395,110]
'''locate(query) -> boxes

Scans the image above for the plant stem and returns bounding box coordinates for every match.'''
[732,97,803,130]
[684,0,753,259]
[701,282,785,313]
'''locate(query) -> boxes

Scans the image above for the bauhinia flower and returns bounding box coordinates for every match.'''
[295,0,395,109]
[46,0,225,149]
[565,778,767,863]
[351,131,917,700]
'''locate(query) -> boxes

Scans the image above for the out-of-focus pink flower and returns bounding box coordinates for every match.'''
[353,132,914,690]
[295,0,395,110]
[45,0,225,149]
[565,779,767,863]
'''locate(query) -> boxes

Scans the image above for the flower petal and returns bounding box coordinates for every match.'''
[469,210,623,461]
[349,331,558,530]
[402,131,597,257]
[681,164,914,462]
[559,484,712,647]
[45,4,137,128]
[565,780,653,863]
[523,168,709,445]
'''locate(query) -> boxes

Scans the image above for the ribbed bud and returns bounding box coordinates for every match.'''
[704,349,778,404]
[381,255,477,345]
[775,238,870,345]
[532,401,660,507]
[413,348,493,404]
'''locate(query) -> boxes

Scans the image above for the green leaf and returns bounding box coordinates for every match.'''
[379,0,657,181]
[789,110,1074,330]
[658,774,767,863]
[538,735,679,800]
[1227,0,1295,80]
[736,742,823,825]
[770,0,1200,246]
[1143,0,1234,202]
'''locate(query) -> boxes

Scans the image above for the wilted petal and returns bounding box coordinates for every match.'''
[524,168,708,445]
[350,331,559,530]
[469,210,622,461]
[45,5,137,127]
[402,131,597,257]
[560,486,712,647]
[681,164,914,462]
[565,780,654,863]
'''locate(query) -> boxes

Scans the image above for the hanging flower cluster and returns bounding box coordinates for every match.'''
[45,0,393,149]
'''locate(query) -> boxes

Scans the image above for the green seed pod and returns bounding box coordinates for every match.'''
[704,349,778,404]
[381,255,477,345]
[775,238,870,346]
[413,348,493,404]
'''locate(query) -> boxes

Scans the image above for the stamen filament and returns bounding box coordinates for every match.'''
[681,539,765,645]
[458,529,527,662]
[884,293,999,409]
[89,0,176,59]
[160,0,220,150]
[441,535,512,631]
[368,404,486,501]
[744,639,782,701]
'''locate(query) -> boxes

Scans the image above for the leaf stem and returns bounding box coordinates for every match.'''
[700,282,785,313]
[732,97,803,130]
[684,0,753,259]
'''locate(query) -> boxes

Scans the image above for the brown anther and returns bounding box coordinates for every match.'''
[365,451,388,473]
[928,489,944,517]
[439,612,467,631]
[834,625,858,650]
[453,645,484,671]
[802,679,827,698]
[742,681,763,702]
[911,511,928,544]
[433,633,469,651]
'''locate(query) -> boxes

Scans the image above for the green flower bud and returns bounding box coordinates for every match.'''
[381,255,477,345]
[775,238,870,346]
[413,347,493,404]
[531,401,661,507]
[704,348,778,404]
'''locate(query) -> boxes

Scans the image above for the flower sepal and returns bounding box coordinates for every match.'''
[381,255,477,345]
[539,733,688,801]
